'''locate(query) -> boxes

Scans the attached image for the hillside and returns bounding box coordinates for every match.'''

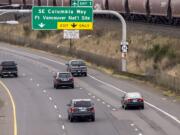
[0,17,179,77]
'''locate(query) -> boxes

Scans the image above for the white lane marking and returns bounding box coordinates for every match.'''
[30,78,33,81]
[58,114,62,118]
[173,100,176,103]
[54,105,57,109]
[62,125,65,130]
[43,90,46,93]
[102,101,105,104]
[80,87,83,90]
[145,102,180,124]
[139,133,143,135]
[88,74,180,124]
[36,84,40,87]
[97,98,100,101]
[3,46,180,124]
[112,108,116,111]
[134,128,138,131]
[130,123,134,127]
[107,105,111,108]
[92,96,96,98]
[162,98,167,100]
[49,97,52,101]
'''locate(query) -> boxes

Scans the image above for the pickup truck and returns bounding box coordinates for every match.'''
[66,60,87,76]
[0,61,18,78]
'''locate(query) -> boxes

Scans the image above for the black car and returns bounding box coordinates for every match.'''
[121,92,144,110]
[53,72,74,89]
[67,99,95,122]
[0,61,18,78]
[66,60,87,76]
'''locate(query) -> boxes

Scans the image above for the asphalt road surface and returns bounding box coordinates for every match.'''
[0,42,180,135]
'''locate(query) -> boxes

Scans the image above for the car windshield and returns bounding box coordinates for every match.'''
[59,73,71,78]
[73,101,91,107]
[1,61,16,66]
[71,61,86,66]
[127,93,142,99]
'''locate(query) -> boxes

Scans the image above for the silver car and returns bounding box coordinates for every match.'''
[66,60,87,76]
[121,92,144,110]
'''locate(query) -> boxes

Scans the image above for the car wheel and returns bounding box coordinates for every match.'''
[54,84,58,89]
[14,74,18,77]
[70,116,74,122]
[68,115,70,120]
[122,104,124,108]
[141,105,144,110]
[71,84,74,89]
[1,75,4,78]
[124,105,128,110]
[91,116,95,122]
[84,73,87,76]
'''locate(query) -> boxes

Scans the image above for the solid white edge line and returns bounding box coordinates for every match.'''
[88,74,180,124]
[2,46,180,124]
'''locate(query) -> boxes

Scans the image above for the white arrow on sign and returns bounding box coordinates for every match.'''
[39,23,45,28]
[72,2,78,6]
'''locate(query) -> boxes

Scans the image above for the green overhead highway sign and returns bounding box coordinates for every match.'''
[32,6,93,30]
[71,0,93,7]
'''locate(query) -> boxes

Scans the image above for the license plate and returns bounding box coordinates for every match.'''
[133,99,137,102]
[79,108,86,112]
[61,78,68,81]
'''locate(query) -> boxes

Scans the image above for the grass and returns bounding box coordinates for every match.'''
[163,90,176,97]
[0,21,180,84]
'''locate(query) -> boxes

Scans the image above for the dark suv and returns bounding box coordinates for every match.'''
[67,99,95,122]
[66,60,87,76]
[53,72,74,89]
[0,61,18,78]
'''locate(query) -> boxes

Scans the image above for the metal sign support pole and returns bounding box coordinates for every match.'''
[93,10,128,72]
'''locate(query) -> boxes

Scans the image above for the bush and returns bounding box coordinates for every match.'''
[23,25,31,36]
[146,44,176,63]
[37,31,51,39]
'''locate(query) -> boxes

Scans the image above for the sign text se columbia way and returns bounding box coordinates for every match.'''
[32,6,93,30]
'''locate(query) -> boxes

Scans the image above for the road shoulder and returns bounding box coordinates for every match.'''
[0,81,14,135]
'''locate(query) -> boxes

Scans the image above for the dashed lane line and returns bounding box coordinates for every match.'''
[2,46,180,124]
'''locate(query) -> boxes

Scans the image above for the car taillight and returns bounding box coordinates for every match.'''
[89,107,95,112]
[127,99,132,102]
[70,107,75,112]
[138,98,144,102]
[69,77,74,81]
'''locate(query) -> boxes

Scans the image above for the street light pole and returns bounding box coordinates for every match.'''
[93,10,128,72]
[0,4,20,8]
[62,0,64,6]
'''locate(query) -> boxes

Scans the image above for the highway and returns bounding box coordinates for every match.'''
[0,42,180,135]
